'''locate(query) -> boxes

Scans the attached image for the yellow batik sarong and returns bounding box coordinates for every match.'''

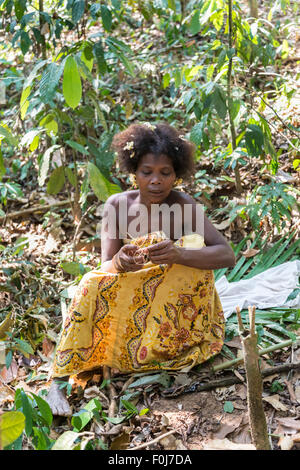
[52,232,225,377]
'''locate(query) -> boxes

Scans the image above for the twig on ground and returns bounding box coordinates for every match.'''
[162,362,300,397]
[212,336,300,373]
[119,376,135,396]
[103,366,117,428]
[72,204,95,261]
[0,199,73,223]
[128,429,177,451]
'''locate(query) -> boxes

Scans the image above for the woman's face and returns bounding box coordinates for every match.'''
[135,153,176,204]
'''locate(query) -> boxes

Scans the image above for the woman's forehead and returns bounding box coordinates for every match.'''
[139,153,173,167]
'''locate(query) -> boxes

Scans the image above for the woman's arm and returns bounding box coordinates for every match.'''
[178,213,236,269]
[100,193,145,273]
[148,193,235,270]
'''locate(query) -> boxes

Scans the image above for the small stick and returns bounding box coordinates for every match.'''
[236,306,245,334]
[103,366,117,420]
[249,305,256,338]
[119,376,135,395]
[129,429,177,451]
[212,337,300,373]
[162,362,300,397]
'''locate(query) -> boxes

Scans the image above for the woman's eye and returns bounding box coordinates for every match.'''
[142,171,151,175]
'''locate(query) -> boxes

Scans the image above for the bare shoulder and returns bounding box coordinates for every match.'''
[170,190,196,205]
[105,190,138,208]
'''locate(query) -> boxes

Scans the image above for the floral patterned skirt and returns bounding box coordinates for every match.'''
[52,233,225,377]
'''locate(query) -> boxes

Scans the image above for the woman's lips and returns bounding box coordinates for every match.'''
[149,188,164,193]
[149,190,164,196]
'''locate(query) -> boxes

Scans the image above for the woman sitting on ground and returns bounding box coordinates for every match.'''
[46,122,235,416]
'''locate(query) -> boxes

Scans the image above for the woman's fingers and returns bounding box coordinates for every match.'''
[147,240,170,253]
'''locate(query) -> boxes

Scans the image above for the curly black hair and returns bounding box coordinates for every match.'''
[111,123,195,179]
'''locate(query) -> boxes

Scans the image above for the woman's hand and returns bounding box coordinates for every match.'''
[147,239,181,266]
[113,244,145,272]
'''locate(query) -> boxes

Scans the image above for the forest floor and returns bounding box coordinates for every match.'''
[1,138,299,450]
[0,3,300,452]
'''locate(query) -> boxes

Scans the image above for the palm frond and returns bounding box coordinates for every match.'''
[225,307,300,349]
[215,231,299,282]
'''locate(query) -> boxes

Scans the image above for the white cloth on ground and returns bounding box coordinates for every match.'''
[215,260,300,319]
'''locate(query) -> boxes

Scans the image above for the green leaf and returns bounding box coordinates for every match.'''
[101,5,112,31]
[65,139,89,155]
[40,61,64,104]
[0,125,18,146]
[190,120,207,146]
[212,86,227,119]
[51,431,79,450]
[15,0,27,21]
[223,401,234,413]
[93,41,107,75]
[128,372,171,389]
[87,162,120,202]
[72,0,85,23]
[0,148,5,178]
[61,261,86,276]
[245,124,264,157]
[20,85,30,120]
[23,60,47,89]
[62,55,82,109]
[32,426,48,450]
[38,145,61,186]
[65,167,76,187]
[47,166,65,195]
[71,409,93,432]
[189,10,201,35]
[31,393,53,427]
[5,350,13,369]
[20,391,33,436]
[20,31,31,55]
[39,114,58,136]
[14,338,34,355]
[0,411,25,449]
[20,129,41,148]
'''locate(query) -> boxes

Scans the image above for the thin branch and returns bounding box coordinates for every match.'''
[256,94,300,139]
[128,430,177,451]
[212,336,300,372]
[72,204,96,261]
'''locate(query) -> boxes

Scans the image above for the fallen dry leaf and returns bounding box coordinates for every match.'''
[203,438,255,450]
[43,232,59,255]
[295,386,300,404]
[241,248,260,258]
[285,379,297,401]
[111,431,131,450]
[262,394,288,411]
[213,219,231,230]
[70,370,94,390]
[42,337,55,357]
[293,433,300,443]
[0,359,18,384]
[175,439,188,450]
[213,415,244,439]
[278,435,294,450]
[231,401,246,410]
[160,433,178,450]
[276,417,300,431]
[0,384,15,407]
[225,336,242,349]
[235,384,247,400]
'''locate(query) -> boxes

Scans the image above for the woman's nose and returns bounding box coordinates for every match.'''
[150,174,161,184]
